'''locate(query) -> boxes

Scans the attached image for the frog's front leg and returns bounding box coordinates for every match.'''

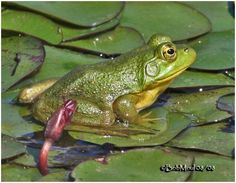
[113,94,155,125]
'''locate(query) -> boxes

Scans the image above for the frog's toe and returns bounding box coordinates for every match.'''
[136,112,163,124]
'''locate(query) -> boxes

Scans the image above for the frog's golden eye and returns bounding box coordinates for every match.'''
[161,44,177,61]
[145,60,159,77]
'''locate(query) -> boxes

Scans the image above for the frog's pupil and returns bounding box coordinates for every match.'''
[167,48,175,55]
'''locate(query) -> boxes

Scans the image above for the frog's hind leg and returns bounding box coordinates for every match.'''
[18,78,58,103]
[72,98,116,127]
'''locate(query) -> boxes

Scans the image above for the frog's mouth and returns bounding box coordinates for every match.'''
[157,66,189,84]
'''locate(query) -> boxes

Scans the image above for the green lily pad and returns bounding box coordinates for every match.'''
[69,109,191,147]
[38,170,69,182]
[164,87,234,124]
[166,122,234,156]
[2,9,119,44]
[2,89,43,137]
[61,26,145,55]
[190,30,234,70]
[1,164,42,181]
[71,148,193,181]
[184,2,234,32]
[2,134,26,160]
[120,2,211,41]
[6,1,124,27]
[2,36,45,92]
[170,70,235,88]
[217,93,235,115]
[13,153,37,167]
[13,46,104,89]
[190,153,234,181]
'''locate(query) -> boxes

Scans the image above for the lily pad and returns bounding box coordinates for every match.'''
[38,170,69,182]
[170,70,235,88]
[166,122,234,156]
[61,26,145,55]
[2,9,119,44]
[13,154,37,167]
[184,2,234,32]
[2,88,43,137]
[217,93,235,115]
[69,109,191,147]
[2,36,45,92]
[1,164,42,181]
[190,30,234,70]
[189,153,234,181]
[6,1,124,27]
[2,134,26,160]
[163,87,234,124]
[71,148,193,181]
[120,2,211,41]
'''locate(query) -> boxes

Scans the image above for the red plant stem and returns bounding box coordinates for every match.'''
[38,139,53,175]
[38,99,77,176]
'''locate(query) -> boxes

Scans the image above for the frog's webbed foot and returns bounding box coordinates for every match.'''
[135,111,163,124]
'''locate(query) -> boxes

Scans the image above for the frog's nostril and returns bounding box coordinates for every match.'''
[184,48,189,53]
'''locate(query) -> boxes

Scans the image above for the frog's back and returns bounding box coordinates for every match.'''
[43,46,155,104]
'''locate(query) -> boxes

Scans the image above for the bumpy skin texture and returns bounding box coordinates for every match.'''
[31,34,196,127]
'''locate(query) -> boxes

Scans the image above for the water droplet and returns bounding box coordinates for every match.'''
[104,135,111,138]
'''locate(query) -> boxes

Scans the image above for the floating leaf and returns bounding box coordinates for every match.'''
[2,89,43,137]
[1,164,42,181]
[2,134,26,160]
[71,148,193,181]
[69,109,191,147]
[2,36,44,92]
[170,70,235,88]
[217,93,235,115]
[2,10,119,44]
[13,153,37,167]
[166,122,234,156]
[62,26,145,55]
[190,30,234,70]
[189,153,234,181]
[184,2,234,32]
[163,87,234,124]
[120,2,211,41]
[38,171,69,182]
[6,1,124,27]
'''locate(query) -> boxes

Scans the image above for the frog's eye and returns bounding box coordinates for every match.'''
[161,44,177,61]
[145,60,159,77]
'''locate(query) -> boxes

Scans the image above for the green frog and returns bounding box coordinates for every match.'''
[18,34,196,132]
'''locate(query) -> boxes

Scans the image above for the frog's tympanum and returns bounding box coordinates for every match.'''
[19,34,196,129]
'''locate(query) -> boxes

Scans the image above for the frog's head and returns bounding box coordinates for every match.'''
[143,34,196,89]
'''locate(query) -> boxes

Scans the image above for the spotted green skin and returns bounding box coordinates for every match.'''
[32,34,196,127]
